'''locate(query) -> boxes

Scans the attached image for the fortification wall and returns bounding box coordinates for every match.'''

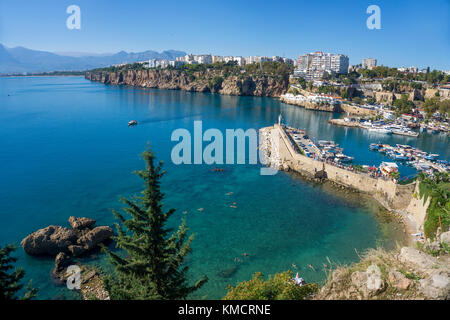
[267,124,425,229]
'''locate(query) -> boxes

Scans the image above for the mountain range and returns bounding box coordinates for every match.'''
[0,44,186,74]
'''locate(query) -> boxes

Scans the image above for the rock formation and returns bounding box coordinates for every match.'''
[21,226,77,256]
[21,217,113,256]
[315,244,449,300]
[85,69,289,97]
[51,252,73,283]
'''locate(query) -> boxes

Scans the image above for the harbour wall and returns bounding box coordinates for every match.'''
[261,124,427,232]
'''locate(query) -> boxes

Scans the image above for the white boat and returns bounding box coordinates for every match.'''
[368,126,392,134]
[392,128,419,137]
[128,120,138,126]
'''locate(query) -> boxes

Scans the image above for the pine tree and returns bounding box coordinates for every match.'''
[103,148,207,299]
[0,244,38,300]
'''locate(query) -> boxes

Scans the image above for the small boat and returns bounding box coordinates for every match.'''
[128,120,138,126]
[335,153,354,163]
[425,154,439,161]
[369,143,381,151]
[393,154,408,161]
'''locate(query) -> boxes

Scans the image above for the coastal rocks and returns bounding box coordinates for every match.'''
[51,252,73,283]
[21,217,113,257]
[69,216,96,230]
[80,267,110,300]
[398,247,437,270]
[351,264,385,298]
[76,226,114,254]
[419,271,450,300]
[440,231,450,245]
[21,226,77,255]
[388,270,412,290]
[366,264,385,294]
[316,246,449,300]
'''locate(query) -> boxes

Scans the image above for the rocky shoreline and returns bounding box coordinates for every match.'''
[85,69,289,97]
[21,216,113,299]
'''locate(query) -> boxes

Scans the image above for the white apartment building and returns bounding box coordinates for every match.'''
[233,56,245,66]
[362,58,377,69]
[169,60,186,67]
[148,59,171,68]
[295,51,349,80]
[212,55,224,63]
[195,54,213,64]
[245,56,270,65]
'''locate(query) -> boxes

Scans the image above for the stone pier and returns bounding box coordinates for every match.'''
[259,124,429,233]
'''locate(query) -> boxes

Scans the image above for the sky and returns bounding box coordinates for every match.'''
[0,0,449,69]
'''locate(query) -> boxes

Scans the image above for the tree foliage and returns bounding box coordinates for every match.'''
[393,94,415,117]
[0,244,38,300]
[418,172,450,239]
[102,148,207,300]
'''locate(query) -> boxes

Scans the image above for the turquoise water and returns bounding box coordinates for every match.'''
[0,76,447,299]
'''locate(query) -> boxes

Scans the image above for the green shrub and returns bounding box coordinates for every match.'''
[223,271,318,300]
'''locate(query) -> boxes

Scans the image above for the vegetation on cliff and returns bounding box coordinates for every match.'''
[223,271,318,300]
[102,148,207,299]
[86,61,292,97]
[418,172,449,240]
[423,98,450,119]
[359,66,449,85]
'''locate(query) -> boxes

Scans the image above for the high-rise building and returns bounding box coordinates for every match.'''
[294,51,349,80]
[362,58,377,69]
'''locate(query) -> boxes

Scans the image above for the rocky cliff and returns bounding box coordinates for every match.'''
[85,69,289,97]
[315,236,450,300]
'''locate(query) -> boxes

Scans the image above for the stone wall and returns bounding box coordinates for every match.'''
[341,104,377,116]
[264,124,427,230]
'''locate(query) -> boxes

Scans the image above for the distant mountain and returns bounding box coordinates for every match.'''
[0,44,186,74]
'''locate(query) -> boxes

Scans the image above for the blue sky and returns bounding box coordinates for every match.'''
[0,0,449,69]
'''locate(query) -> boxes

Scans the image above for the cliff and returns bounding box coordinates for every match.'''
[315,241,449,300]
[85,68,289,97]
[279,94,341,112]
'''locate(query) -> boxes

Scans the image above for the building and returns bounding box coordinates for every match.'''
[233,56,245,66]
[169,60,185,67]
[294,51,349,80]
[245,56,270,65]
[272,56,283,62]
[148,59,170,68]
[362,58,377,69]
[148,59,158,68]
[380,162,398,177]
[212,55,224,63]
[195,54,212,64]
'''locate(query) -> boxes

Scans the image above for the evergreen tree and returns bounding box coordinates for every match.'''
[0,244,38,300]
[103,148,207,300]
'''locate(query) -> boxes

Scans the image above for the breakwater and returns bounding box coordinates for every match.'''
[259,124,429,233]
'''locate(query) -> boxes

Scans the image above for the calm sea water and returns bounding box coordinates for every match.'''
[0,76,448,299]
